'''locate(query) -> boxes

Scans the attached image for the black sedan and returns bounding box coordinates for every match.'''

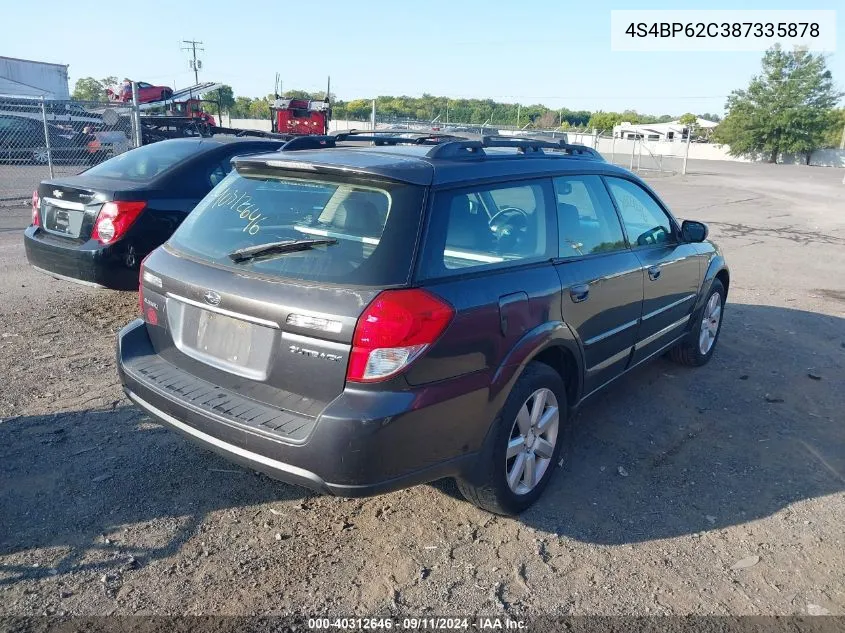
[24,137,288,289]
[0,114,89,165]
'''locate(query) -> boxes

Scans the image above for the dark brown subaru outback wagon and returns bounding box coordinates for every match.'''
[117,132,729,514]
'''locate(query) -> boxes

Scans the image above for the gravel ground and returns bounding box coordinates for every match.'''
[0,161,843,618]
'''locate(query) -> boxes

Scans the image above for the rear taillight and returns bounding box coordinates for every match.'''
[31,190,40,226]
[92,201,146,245]
[138,255,147,315]
[347,289,454,383]
[138,252,160,326]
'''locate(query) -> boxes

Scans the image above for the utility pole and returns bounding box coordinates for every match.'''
[182,39,204,84]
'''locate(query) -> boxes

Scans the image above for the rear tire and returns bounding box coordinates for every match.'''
[31,149,49,165]
[456,362,568,515]
[668,279,725,366]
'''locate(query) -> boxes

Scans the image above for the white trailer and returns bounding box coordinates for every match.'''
[0,56,70,99]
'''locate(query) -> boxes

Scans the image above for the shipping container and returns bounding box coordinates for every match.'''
[0,56,70,99]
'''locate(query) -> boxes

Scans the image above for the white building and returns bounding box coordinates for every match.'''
[613,117,718,141]
[0,56,70,99]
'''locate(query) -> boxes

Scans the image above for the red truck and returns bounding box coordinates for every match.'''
[167,99,217,126]
[270,98,330,135]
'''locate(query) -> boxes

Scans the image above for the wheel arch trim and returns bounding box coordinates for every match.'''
[694,255,729,315]
[490,320,584,409]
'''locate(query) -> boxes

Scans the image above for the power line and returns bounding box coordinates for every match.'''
[181,39,204,84]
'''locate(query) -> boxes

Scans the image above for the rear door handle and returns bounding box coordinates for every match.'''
[647,265,662,281]
[569,283,590,303]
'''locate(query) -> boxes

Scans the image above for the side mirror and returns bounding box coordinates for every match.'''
[681,220,708,243]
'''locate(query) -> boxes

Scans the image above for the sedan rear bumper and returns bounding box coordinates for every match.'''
[24,226,137,289]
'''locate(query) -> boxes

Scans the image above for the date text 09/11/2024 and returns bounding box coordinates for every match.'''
[306,617,527,630]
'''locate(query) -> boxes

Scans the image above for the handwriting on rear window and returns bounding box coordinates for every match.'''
[211,186,266,235]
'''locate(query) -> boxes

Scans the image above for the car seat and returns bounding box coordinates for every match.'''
[329,196,383,265]
[558,202,585,255]
[446,196,493,252]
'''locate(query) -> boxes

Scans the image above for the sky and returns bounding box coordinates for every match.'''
[3,0,843,117]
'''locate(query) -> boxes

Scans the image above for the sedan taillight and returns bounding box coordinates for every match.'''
[92,201,146,244]
[31,190,40,226]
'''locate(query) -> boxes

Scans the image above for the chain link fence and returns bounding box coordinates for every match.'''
[360,115,688,175]
[0,95,141,206]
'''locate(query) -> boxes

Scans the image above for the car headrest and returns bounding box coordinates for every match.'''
[557,202,581,234]
[333,197,382,236]
[447,195,491,251]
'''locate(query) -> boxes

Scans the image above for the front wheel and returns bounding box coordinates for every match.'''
[668,279,725,366]
[456,362,568,515]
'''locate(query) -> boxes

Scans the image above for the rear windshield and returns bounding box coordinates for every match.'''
[168,169,424,286]
[83,139,202,181]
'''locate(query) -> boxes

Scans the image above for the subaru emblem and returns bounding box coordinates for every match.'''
[203,290,221,306]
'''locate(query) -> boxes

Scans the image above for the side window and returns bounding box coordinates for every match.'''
[419,180,554,278]
[554,175,627,257]
[605,177,676,247]
[208,159,233,188]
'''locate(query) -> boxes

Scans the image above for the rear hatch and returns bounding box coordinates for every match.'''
[140,163,427,415]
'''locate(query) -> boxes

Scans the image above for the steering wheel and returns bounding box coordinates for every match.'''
[489,206,530,253]
[489,206,529,227]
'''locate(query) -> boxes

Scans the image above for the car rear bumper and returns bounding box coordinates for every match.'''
[116,319,490,496]
[24,226,137,289]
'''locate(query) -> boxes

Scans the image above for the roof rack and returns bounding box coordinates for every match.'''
[333,129,465,146]
[281,135,336,151]
[271,130,605,161]
[335,128,444,137]
[425,135,604,161]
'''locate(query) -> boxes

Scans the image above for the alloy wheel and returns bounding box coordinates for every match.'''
[699,291,722,355]
[505,387,559,495]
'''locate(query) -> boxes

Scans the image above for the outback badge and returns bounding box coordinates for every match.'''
[288,345,343,363]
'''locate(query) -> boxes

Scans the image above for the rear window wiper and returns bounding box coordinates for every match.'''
[227,238,338,263]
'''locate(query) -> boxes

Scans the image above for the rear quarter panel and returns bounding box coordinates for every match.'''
[407,263,577,446]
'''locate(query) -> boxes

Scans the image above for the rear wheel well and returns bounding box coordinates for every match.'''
[715,269,729,297]
[532,346,578,405]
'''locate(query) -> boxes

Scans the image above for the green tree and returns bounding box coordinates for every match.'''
[282,89,313,100]
[205,85,235,117]
[678,112,700,139]
[535,110,562,129]
[247,97,271,119]
[824,108,845,147]
[229,96,254,119]
[587,111,625,132]
[71,76,117,102]
[715,46,842,162]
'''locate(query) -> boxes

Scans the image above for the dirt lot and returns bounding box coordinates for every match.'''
[0,161,843,618]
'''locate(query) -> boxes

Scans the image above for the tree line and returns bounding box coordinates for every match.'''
[71,79,719,131]
[217,92,722,131]
[71,45,844,160]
